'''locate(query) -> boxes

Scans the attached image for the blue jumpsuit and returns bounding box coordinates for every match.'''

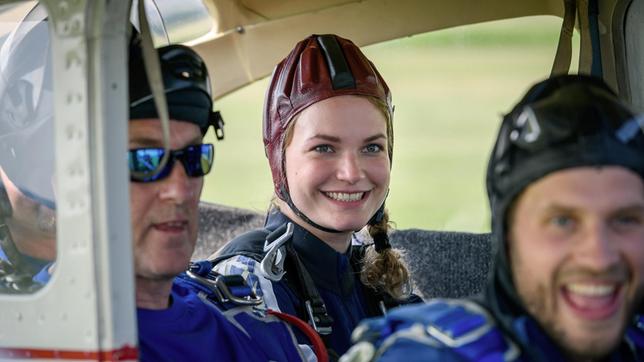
[138,278,306,361]
[213,210,421,358]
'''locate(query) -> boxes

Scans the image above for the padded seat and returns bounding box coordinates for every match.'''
[195,201,492,299]
[193,201,265,260]
[389,229,491,298]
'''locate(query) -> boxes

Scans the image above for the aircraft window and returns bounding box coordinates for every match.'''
[0,2,55,294]
[202,15,579,233]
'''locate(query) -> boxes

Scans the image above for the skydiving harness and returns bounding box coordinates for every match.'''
[0,180,43,293]
[260,223,336,335]
[178,260,263,309]
[179,258,329,362]
[211,222,406,359]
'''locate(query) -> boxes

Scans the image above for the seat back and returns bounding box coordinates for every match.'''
[390,229,491,299]
[193,202,265,260]
[195,202,493,298]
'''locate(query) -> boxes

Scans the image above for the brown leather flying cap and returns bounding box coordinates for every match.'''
[264,34,393,200]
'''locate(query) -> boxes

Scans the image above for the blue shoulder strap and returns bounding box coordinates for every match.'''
[352,299,522,361]
[176,260,262,310]
[421,300,521,361]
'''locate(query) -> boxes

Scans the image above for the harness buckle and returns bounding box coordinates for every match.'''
[305,300,333,335]
[259,222,294,281]
[186,269,262,306]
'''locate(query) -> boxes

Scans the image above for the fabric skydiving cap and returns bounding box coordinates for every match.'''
[129,43,215,135]
[487,74,644,226]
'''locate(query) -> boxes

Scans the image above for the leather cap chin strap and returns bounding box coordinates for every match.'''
[281,186,343,234]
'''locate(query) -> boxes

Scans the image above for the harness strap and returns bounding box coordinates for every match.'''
[267,309,329,362]
[285,242,335,335]
[551,0,576,76]
[587,0,603,76]
[577,0,594,74]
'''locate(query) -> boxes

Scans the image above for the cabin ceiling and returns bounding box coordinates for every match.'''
[194,0,565,98]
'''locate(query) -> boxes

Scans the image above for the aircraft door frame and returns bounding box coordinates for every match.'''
[0,0,137,360]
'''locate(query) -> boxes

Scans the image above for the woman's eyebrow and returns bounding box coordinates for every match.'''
[364,133,387,142]
[307,134,340,142]
[306,133,387,142]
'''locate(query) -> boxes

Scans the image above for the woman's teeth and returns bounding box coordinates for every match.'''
[325,192,364,202]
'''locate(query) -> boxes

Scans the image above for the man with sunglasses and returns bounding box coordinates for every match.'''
[342,75,644,361]
[127,39,313,361]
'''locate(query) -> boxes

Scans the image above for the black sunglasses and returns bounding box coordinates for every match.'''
[129,143,214,182]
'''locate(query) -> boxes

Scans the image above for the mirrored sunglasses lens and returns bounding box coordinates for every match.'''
[129,148,171,182]
[181,144,213,177]
[200,144,214,175]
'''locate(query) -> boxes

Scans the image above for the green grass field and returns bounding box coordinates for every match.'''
[202,16,579,232]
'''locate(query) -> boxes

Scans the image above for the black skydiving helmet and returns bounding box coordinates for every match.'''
[0,6,55,211]
[128,36,224,139]
[486,75,644,297]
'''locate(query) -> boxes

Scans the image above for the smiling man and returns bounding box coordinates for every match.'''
[343,75,644,361]
[127,36,309,361]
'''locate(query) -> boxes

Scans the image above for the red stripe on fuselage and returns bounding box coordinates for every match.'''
[0,345,138,361]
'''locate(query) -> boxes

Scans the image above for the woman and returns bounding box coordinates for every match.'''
[212,34,420,358]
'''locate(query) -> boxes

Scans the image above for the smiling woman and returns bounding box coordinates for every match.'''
[209,34,422,358]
